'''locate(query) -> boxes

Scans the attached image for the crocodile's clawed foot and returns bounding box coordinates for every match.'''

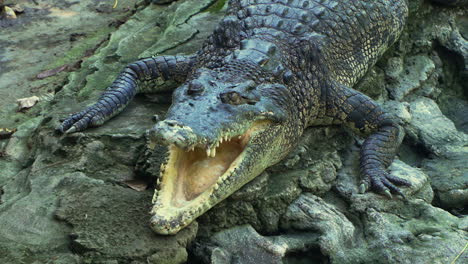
[56,106,105,134]
[360,169,411,199]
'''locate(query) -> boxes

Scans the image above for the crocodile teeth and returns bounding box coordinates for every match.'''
[206,147,211,157]
[224,135,228,141]
[211,147,216,157]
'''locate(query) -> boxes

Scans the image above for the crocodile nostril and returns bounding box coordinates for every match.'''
[165,120,178,127]
[187,81,204,95]
[150,120,196,148]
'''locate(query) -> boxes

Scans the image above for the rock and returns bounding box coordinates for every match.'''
[207,225,284,264]
[230,171,269,201]
[0,170,75,261]
[383,100,412,124]
[253,169,303,233]
[390,160,433,202]
[10,4,24,14]
[438,95,468,134]
[347,201,467,264]
[281,193,355,261]
[194,224,320,264]
[55,176,197,262]
[385,55,436,101]
[147,247,188,264]
[406,97,467,154]
[3,116,42,163]
[422,149,468,209]
[152,0,177,4]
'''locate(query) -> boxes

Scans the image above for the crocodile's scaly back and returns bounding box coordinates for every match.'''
[309,0,407,86]
[195,0,408,125]
[204,0,408,86]
[59,0,412,234]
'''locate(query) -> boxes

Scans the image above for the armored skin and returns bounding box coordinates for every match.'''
[58,0,413,235]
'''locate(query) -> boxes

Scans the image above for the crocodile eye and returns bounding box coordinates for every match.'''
[220,91,258,105]
[220,91,242,105]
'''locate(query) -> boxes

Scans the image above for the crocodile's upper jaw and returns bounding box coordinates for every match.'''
[150,121,271,235]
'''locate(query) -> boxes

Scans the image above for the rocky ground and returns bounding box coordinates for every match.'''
[0,0,466,263]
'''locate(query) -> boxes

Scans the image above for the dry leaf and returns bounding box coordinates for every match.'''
[36,64,68,79]
[0,128,16,139]
[123,180,148,192]
[16,96,40,111]
[3,6,16,19]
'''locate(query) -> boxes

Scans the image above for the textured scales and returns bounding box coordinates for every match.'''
[58,0,417,234]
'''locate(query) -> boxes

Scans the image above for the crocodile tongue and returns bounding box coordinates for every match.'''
[173,136,246,205]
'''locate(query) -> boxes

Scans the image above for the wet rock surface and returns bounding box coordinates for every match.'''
[0,0,467,263]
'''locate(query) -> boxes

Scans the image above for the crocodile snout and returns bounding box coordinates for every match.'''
[148,120,197,149]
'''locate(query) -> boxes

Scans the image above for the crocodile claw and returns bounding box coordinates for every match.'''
[383,190,393,199]
[362,168,411,199]
[358,183,367,194]
[64,126,78,134]
[57,105,106,134]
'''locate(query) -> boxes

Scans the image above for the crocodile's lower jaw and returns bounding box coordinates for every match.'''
[150,122,269,235]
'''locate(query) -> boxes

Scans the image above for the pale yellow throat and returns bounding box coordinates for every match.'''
[174,139,244,204]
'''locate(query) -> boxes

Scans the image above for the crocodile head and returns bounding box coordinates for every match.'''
[147,62,296,234]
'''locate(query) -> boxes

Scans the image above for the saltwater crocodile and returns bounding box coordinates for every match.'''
[58,0,418,235]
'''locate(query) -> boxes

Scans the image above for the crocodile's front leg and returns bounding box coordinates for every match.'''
[323,82,411,198]
[57,55,196,134]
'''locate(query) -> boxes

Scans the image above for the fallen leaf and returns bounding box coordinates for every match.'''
[16,95,40,111]
[0,128,16,139]
[36,64,68,79]
[3,6,16,19]
[49,8,77,18]
[123,180,149,192]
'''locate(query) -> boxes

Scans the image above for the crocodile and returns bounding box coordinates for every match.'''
[57,0,428,235]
